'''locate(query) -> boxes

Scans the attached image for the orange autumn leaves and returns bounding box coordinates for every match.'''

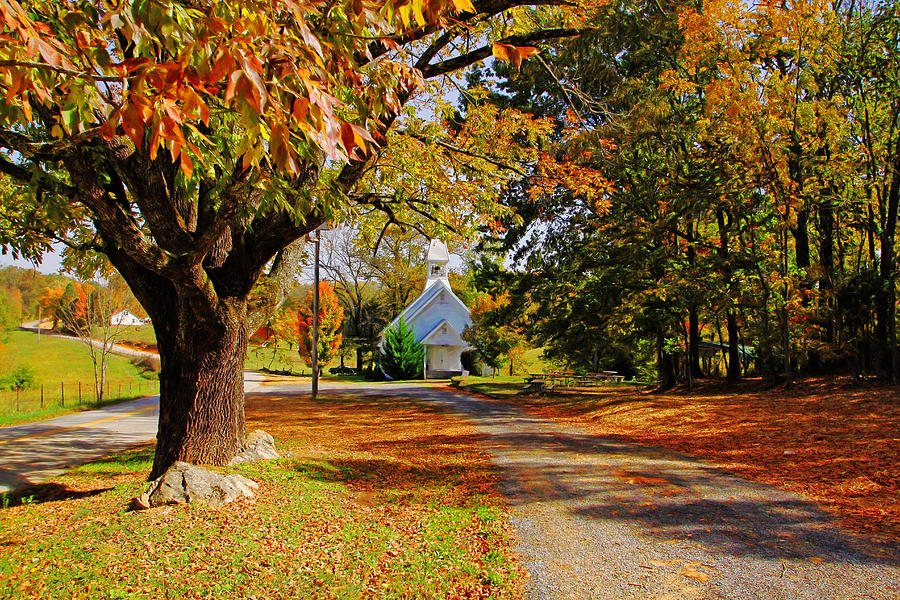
[516,380,900,542]
[272,282,344,372]
[0,0,476,179]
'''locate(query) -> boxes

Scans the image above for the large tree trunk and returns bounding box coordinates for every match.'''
[656,335,676,392]
[151,296,248,479]
[105,243,254,479]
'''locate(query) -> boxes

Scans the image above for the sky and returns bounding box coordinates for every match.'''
[0,243,64,275]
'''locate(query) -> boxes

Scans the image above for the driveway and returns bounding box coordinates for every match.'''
[0,372,266,494]
[283,380,900,600]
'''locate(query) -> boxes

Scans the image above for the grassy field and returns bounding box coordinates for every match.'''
[0,389,523,600]
[0,330,159,425]
[92,325,158,349]
[454,375,527,397]
[246,342,312,374]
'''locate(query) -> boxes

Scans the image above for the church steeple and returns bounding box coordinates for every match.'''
[425,239,450,289]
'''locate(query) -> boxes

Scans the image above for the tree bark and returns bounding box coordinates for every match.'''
[727,311,741,381]
[105,247,250,479]
[688,305,703,379]
[876,132,900,382]
[656,335,676,392]
[151,297,247,479]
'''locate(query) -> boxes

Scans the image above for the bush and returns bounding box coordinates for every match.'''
[460,350,481,376]
[130,355,161,377]
[0,365,38,391]
[378,317,424,380]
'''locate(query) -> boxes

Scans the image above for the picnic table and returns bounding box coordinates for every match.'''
[523,371,624,392]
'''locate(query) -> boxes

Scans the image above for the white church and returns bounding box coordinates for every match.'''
[384,239,472,379]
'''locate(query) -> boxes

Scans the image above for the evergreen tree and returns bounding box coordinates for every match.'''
[379,318,424,380]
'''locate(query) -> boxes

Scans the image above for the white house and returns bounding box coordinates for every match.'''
[384,239,472,378]
[110,310,149,327]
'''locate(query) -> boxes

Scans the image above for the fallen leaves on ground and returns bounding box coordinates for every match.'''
[0,390,524,600]
[460,377,900,542]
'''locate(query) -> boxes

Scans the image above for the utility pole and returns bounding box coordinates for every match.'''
[312,231,320,400]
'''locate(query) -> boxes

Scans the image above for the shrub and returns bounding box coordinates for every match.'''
[0,365,38,391]
[378,317,424,380]
[130,355,161,377]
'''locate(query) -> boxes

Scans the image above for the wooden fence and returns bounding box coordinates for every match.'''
[0,377,159,418]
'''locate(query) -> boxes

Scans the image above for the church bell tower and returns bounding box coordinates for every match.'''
[425,238,450,289]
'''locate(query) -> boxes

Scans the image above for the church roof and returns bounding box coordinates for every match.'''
[427,239,450,262]
[420,319,465,346]
[386,278,469,340]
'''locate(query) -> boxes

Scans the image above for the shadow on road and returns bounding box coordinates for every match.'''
[346,386,900,568]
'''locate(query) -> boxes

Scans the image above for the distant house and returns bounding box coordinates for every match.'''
[382,239,472,379]
[110,310,149,326]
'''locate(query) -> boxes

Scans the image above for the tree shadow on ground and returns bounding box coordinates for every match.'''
[1,482,112,508]
[480,428,900,567]
[372,387,900,567]
[245,391,501,501]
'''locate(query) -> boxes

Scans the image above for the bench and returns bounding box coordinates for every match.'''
[523,379,546,394]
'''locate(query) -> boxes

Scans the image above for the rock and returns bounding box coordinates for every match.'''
[229,429,280,465]
[130,492,151,511]
[133,462,258,509]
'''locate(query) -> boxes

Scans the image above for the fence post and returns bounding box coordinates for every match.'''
[61,382,64,407]
[40,384,44,409]
[118,383,121,397]
[78,382,82,405]
[16,388,19,412]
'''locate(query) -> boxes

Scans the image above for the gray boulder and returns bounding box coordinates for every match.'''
[132,462,258,509]
[228,429,280,465]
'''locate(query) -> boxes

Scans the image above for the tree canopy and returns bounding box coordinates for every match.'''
[470,0,900,386]
[0,0,593,477]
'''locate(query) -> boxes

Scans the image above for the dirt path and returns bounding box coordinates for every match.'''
[307,381,900,600]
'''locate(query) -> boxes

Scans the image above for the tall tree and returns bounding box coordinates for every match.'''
[296,281,344,373]
[0,0,588,476]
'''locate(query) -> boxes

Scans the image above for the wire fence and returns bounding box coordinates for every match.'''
[0,377,159,419]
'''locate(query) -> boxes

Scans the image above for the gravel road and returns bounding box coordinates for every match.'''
[310,381,900,600]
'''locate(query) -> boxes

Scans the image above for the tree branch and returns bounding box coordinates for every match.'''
[0,60,125,83]
[420,28,588,79]
[404,131,528,176]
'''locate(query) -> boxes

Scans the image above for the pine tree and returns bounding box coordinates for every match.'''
[379,318,424,380]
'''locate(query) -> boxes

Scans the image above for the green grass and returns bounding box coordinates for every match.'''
[0,330,159,425]
[246,342,312,374]
[0,391,524,600]
[246,342,369,381]
[91,325,158,347]
[453,375,529,398]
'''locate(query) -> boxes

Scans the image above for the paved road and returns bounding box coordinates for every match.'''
[18,322,160,361]
[281,380,900,600]
[0,372,266,494]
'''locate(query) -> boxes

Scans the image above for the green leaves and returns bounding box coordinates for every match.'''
[379,317,424,379]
